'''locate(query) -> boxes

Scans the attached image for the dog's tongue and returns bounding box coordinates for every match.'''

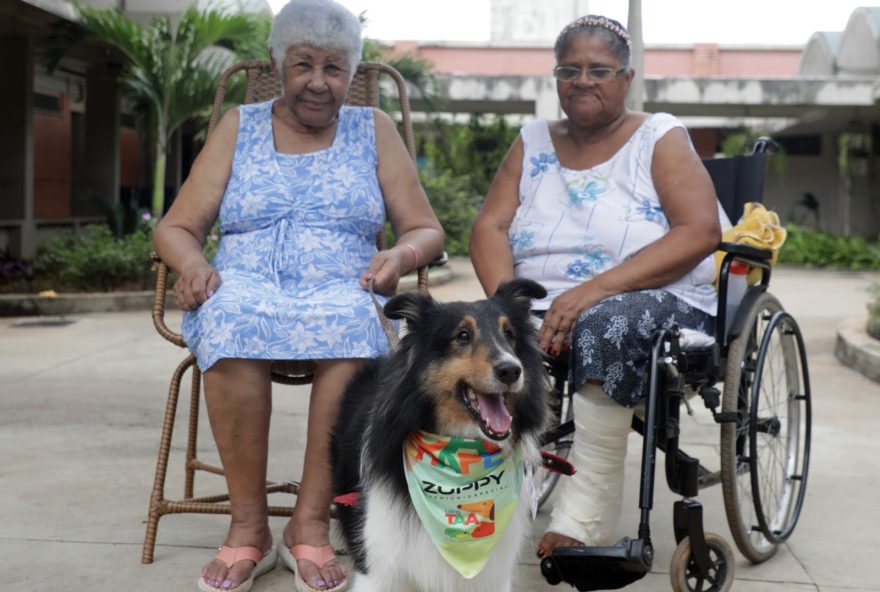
[477,392,512,434]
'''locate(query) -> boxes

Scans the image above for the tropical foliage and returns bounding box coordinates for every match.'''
[47,5,270,218]
[777,225,880,270]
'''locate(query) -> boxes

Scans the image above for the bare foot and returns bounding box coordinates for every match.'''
[536,531,584,558]
[201,522,272,590]
[283,518,346,590]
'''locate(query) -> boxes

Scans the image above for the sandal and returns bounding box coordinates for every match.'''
[197,545,277,592]
[279,543,348,592]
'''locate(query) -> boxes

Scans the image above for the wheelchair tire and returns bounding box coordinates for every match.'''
[536,385,573,510]
[720,292,812,563]
[669,532,735,592]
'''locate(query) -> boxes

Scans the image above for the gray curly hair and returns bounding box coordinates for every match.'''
[268,0,363,80]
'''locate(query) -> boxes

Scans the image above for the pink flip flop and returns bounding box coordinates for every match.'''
[279,543,348,592]
[197,545,277,592]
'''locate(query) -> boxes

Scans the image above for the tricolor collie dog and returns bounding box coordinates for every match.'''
[331,279,550,592]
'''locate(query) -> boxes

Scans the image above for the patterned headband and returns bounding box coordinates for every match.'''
[558,15,632,52]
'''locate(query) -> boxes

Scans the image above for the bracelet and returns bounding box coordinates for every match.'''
[403,243,420,269]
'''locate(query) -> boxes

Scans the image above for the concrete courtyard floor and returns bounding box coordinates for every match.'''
[2,258,879,591]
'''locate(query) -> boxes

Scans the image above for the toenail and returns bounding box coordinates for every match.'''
[221,579,233,589]
[316,579,326,588]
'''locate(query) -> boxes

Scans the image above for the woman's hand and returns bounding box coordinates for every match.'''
[359,247,409,296]
[538,282,604,355]
[173,262,222,311]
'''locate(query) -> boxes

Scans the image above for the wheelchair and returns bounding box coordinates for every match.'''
[537,139,812,592]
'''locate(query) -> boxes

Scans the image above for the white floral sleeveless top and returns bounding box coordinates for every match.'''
[510,113,717,314]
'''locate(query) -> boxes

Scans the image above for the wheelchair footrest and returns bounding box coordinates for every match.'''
[540,537,654,591]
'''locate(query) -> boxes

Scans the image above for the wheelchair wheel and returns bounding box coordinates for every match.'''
[669,532,735,592]
[720,292,812,563]
[536,382,573,510]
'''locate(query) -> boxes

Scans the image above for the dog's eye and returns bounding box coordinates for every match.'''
[503,327,516,341]
[455,329,472,344]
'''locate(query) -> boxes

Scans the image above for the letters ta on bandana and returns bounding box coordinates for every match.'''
[404,431,524,578]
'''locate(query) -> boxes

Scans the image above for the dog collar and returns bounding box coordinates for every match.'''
[403,430,524,579]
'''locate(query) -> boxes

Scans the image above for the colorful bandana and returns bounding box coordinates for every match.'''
[403,431,524,578]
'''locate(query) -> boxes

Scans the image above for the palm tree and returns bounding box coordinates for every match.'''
[48,6,269,218]
[361,20,438,111]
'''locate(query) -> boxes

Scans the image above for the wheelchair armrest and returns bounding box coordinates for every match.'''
[150,252,186,348]
[717,241,772,262]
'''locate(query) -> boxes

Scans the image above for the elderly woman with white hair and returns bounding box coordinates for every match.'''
[153,0,444,590]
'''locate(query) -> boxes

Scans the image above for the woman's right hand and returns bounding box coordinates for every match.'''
[173,262,222,311]
[538,281,608,356]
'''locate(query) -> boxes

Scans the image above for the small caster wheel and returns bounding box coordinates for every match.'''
[670,532,735,592]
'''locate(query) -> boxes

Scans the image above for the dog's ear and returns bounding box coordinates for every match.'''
[493,278,547,310]
[383,291,436,326]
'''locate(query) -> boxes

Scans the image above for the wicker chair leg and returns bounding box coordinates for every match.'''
[184,365,202,499]
[142,354,196,564]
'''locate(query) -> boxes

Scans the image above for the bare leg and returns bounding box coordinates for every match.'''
[200,358,274,589]
[537,382,633,558]
[283,358,363,590]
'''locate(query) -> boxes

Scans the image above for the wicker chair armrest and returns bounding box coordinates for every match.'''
[151,253,186,348]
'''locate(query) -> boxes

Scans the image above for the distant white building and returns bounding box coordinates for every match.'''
[490,0,590,45]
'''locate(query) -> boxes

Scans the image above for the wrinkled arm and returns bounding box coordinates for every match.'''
[153,108,238,310]
[363,109,444,295]
[470,136,524,296]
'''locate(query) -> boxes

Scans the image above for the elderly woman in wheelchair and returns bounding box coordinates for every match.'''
[153,1,443,591]
[471,12,720,555]
[471,14,811,592]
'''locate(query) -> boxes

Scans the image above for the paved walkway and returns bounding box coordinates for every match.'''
[2,259,879,591]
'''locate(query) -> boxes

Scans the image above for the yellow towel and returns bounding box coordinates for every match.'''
[714,202,786,286]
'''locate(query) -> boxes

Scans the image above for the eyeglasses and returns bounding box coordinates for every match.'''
[552,66,627,83]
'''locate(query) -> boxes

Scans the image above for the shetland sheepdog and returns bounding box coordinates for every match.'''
[331,278,550,592]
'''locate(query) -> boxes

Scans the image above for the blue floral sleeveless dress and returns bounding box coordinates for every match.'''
[182,101,391,372]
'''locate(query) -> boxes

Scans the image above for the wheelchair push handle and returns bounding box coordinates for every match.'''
[751,136,779,155]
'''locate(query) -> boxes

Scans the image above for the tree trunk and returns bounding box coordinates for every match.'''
[626,0,645,112]
[151,141,166,220]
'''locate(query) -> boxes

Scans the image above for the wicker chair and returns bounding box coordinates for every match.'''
[142,60,429,564]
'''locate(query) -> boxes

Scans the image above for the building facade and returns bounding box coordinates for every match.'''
[2,1,878,260]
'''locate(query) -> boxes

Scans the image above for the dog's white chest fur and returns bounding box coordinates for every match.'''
[351,481,531,592]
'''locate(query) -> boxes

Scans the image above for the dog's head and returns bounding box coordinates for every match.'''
[383,278,549,442]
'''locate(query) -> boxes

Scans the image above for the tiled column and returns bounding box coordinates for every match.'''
[0,35,36,258]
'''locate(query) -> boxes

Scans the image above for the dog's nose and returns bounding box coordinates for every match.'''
[494,361,522,385]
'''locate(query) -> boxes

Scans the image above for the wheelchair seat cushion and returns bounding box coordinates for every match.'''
[678,327,715,350]
[568,290,714,407]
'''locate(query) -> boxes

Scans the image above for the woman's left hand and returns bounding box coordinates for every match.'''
[359,247,408,296]
[538,282,604,355]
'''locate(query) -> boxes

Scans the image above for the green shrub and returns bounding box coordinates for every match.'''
[417,114,519,256]
[421,171,482,256]
[778,225,880,270]
[422,114,519,198]
[32,224,155,292]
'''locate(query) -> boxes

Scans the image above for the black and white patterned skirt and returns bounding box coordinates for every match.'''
[567,290,714,407]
